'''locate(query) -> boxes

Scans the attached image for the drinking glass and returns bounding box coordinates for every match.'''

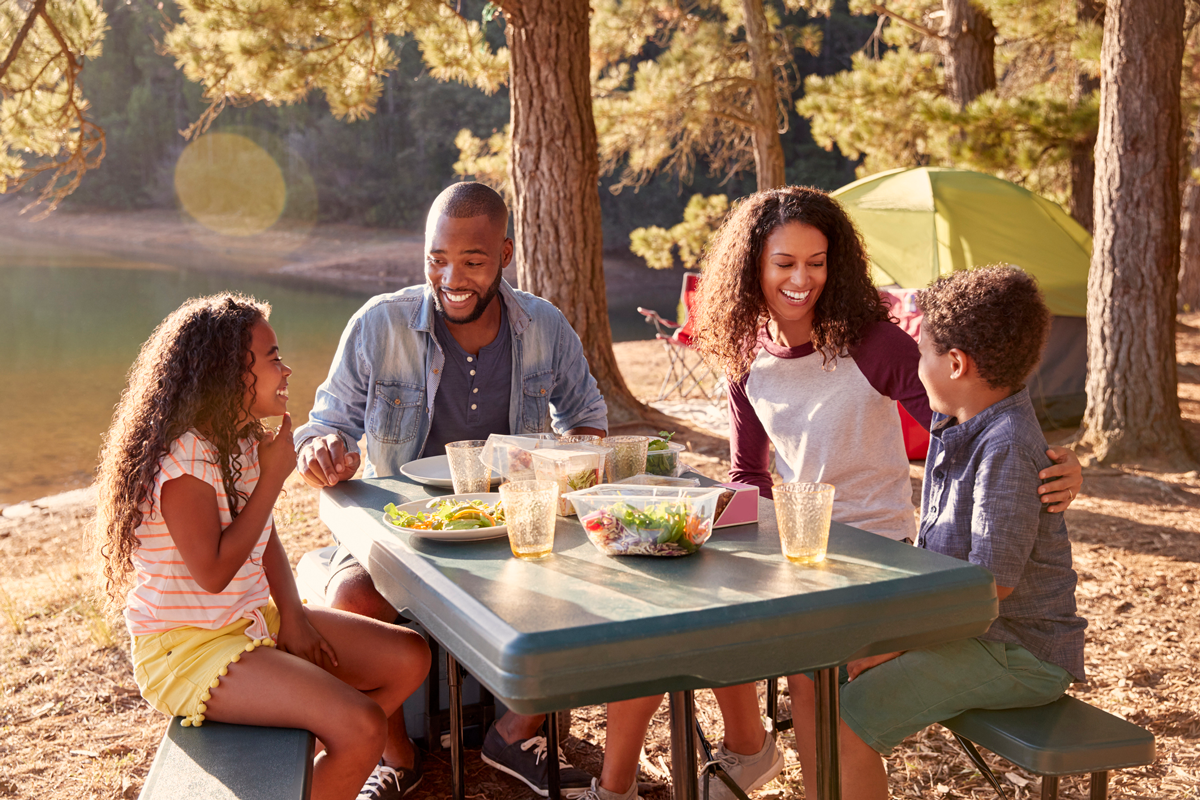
[774,482,835,564]
[499,480,558,559]
[601,435,650,481]
[557,434,602,446]
[445,440,491,494]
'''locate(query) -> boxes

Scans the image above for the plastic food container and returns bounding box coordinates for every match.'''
[615,474,701,488]
[531,448,604,515]
[563,484,724,556]
[644,440,687,477]
[480,433,557,483]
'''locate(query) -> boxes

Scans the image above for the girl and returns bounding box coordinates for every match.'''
[580,187,1082,800]
[95,294,431,800]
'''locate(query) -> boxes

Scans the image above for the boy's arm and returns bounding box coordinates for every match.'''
[969,442,1043,593]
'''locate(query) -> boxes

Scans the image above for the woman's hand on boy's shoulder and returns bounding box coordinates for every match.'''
[259,413,296,488]
[1038,446,1083,513]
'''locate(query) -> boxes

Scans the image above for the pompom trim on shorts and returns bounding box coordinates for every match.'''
[179,636,278,727]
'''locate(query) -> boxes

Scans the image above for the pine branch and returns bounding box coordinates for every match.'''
[0,0,49,82]
[870,3,941,39]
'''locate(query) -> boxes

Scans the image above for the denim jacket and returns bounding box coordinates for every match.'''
[294,280,609,478]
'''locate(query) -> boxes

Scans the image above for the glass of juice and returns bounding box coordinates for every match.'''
[774,482,835,564]
[499,480,558,559]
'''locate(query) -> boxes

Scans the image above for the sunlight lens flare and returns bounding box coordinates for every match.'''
[174,133,287,237]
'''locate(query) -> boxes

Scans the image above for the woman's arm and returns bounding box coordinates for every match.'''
[162,416,296,594]
[728,374,775,498]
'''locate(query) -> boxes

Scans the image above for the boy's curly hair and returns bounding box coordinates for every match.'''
[690,186,890,381]
[917,265,1051,391]
[93,293,270,612]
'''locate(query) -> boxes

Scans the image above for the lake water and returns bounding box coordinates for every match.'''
[0,258,662,506]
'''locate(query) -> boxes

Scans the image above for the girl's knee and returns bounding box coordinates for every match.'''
[324,694,388,754]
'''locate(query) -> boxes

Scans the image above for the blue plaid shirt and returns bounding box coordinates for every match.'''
[918,388,1086,680]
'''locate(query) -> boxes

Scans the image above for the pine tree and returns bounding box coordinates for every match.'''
[0,0,107,214]
[797,0,1099,224]
[1082,0,1193,467]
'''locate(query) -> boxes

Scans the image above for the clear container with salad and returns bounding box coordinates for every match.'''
[645,432,687,477]
[563,484,723,556]
[531,447,604,515]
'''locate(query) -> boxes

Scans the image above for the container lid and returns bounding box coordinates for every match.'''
[563,484,723,502]
[615,474,701,488]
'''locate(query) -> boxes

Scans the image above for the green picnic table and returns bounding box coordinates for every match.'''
[319,475,997,800]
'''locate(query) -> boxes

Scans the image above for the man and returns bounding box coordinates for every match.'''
[295,182,606,799]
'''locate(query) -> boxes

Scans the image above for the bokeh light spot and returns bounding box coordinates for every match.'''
[175,132,287,236]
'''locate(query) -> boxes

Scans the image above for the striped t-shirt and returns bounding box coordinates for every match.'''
[123,431,273,640]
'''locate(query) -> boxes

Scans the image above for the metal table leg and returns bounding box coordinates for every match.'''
[447,653,465,800]
[546,709,562,800]
[669,691,699,800]
[813,667,842,800]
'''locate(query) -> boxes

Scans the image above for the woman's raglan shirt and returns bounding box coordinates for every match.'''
[728,321,932,542]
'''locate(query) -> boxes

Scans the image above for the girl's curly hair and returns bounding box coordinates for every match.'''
[93,293,271,612]
[691,186,890,381]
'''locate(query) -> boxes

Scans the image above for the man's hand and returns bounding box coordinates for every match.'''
[1038,446,1083,513]
[297,433,361,489]
[847,651,904,681]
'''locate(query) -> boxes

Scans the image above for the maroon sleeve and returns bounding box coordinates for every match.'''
[727,370,774,499]
[849,321,933,429]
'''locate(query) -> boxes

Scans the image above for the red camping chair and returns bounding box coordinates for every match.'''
[638,273,724,402]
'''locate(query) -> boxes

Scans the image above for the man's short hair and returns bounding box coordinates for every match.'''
[428,181,509,233]
[917,265,1051,391]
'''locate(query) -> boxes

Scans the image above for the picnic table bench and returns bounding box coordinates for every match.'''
[139,718,313,800]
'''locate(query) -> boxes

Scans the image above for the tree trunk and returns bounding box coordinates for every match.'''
[504,0,647,426]
[1179,107,1200,312]
[1081,0,1192,466]
[1068,0,1103,233]
[742,0,787,190]
[939,0,996,110]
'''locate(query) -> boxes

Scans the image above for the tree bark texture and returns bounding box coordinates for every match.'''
[1179,108,1200,312]
[742,0,787,190]
[1082,0,1192,466]
[939,0,996,110]
[503,0,646,426]
[1068,0,1103,233]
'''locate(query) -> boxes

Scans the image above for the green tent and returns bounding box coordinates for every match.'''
[831,166,1091,317]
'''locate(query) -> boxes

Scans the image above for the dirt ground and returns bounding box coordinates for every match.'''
[1,310,1199,799]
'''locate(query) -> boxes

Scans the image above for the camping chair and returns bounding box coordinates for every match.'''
[638,272,724,402]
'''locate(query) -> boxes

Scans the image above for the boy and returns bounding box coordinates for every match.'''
[790,265,1088,799]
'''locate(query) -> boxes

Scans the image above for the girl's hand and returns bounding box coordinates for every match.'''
[259,413,296,489]
[1038,446,1083,513]
[275,606,338,669]
[847,651,904,680]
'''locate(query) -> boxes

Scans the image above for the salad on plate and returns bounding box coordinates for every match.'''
[384,498,505,531]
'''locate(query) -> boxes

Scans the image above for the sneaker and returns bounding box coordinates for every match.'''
[577,778,639,800]
[702,734,784,800]
[358,751,423,800]
[480,723,594,798]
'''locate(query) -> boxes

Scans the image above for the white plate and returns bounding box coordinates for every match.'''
[383,493,508,542]
[399,454,500,488]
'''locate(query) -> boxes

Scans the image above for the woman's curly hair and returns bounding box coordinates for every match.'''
[93,293,271,612]
[691,186,890,381]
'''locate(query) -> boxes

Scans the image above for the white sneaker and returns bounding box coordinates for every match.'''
[702,734,784,800]
[578,778,639,800]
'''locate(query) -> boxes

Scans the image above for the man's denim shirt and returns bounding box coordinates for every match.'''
[294,280,609,478]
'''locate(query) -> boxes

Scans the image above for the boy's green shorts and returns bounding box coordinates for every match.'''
[834,637,1074,754]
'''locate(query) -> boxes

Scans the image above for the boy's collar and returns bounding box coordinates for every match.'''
[933,386,1029,441]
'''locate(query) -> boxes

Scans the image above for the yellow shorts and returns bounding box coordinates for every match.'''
[131,602,281,727]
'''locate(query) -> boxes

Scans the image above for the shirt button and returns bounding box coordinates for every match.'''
[473,388,478,394]
[467,357,474,363]
[470,370,476,376]
[433,368,439,374]
[541,389,546,395]
[393,399,401,406]
[471,404,477,410]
